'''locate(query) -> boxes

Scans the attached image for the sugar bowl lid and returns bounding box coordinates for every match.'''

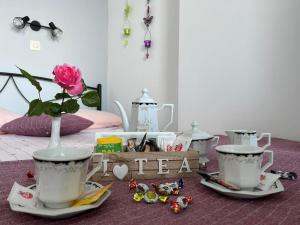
[184,121,214,140]
[133,88,157,104]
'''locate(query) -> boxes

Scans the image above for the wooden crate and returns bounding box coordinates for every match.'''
[91,151,200,181]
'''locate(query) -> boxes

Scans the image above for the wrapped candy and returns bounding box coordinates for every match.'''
[129,179,190,212]
[178,179,184,189]
[133,191,167,204]
[172,189,180,195]
[136,183,149,194]
[152,179,184,196]
[176,196,188,209]
[170,195,192,213]
[159,195,168,203]
[129,179,138,191]
[133,192,144,202]
[170,202,181,214]
[144,191,158,204]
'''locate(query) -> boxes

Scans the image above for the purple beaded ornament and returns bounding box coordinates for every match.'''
[143,0,153,59]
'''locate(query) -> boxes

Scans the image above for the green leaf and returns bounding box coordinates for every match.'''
[17,67,42,92]
[81,91,100,107]
[28,99,44,116]
[43,102,61,117]
[55,93,71,100]
[61,99,80,114]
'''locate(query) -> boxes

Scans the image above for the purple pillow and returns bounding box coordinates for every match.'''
[0,114,93,137]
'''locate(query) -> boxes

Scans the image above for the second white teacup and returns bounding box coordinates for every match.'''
[216,145,273,190]
[33,147,103,209]
[225,130,271,149]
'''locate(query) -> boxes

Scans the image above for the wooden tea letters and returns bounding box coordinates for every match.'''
[134,158,148,175]
[178,157,192,173]
[157,159,170,174]
[92,151,199,181]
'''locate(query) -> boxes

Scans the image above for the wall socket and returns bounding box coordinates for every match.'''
[30,40,41,51]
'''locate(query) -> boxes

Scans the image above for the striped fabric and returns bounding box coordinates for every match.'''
[0,114,93,137]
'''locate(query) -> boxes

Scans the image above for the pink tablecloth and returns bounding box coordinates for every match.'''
[0,137,299,225]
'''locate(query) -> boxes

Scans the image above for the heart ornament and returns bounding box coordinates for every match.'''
[113,164,129,180]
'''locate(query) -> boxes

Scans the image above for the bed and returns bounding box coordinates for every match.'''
[0,71,122,161]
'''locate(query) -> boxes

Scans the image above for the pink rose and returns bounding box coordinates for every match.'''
[68,82,84,96]
[53,64,84,95]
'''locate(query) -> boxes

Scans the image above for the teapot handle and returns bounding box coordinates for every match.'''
[158,104,174,131]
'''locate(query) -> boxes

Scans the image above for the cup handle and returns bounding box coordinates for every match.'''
[257,133,271,149]
[261,150,273,173]
[210,136,219,148]
[86,153,103,182]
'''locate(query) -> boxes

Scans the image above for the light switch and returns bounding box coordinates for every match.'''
[30,40,41,51]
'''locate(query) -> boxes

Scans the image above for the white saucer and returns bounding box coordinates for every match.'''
[200,172,284,199]
[9,181,111,219]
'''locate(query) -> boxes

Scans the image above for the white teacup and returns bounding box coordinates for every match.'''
[225,130,271,149]
[216,145,273,190]
[33,148,103,209]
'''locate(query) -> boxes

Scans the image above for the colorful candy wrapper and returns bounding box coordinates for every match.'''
[152,178,184,196]
[136,183,149,194]
[129,179,137,191]
[133,192,144,202]
[176,196,188,209]
[170,195,192,213]
[144,191,158,204]
[159,196,168,203]
[170,202,181,214]
[178,178,184,189]
[129,179,189,211]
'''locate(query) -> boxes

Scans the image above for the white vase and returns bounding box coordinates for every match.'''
[48,116,61,149]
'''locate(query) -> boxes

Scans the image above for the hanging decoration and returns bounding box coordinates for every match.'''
[123,0,132,47]
[143,0,153,59]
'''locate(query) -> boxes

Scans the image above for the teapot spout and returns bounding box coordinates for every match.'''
[114,100,129,131]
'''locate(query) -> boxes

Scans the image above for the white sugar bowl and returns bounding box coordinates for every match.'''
[185,121,219,164]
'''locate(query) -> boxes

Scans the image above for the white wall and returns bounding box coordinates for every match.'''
[0,0,108,113]
[179,0,300,141]
[107,0,179,131]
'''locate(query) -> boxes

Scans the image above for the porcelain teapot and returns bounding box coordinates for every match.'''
[114,88,174,132]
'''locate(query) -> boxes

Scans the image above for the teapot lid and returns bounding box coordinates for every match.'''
[133,88,157,105]
[184,121,214,140]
